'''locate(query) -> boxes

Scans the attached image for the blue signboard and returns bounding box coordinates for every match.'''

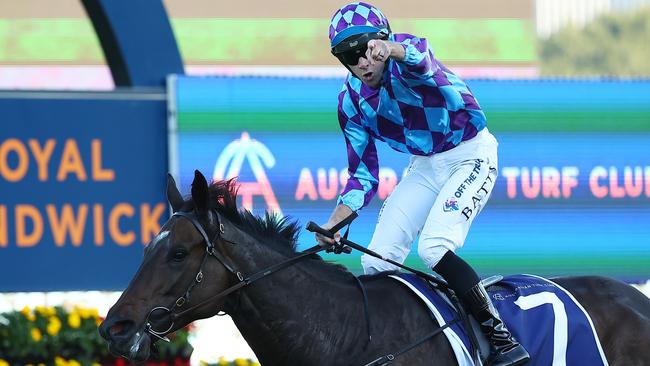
[171,76,650,281]
[0,91,168,291]
[175,130,650,279]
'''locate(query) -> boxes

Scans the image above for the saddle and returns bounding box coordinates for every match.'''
[388,273,609,366]
[392,273,498,365]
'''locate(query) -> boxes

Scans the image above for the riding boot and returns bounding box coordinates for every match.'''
[463,283,530,366]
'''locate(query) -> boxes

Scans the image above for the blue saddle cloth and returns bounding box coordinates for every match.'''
[391,273,609,366]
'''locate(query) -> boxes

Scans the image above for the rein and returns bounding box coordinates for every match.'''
[145,210,327,339]
[145,210,461,365]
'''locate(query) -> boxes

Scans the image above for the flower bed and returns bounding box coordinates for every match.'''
[0,306,192,365]
[200,360,260,366]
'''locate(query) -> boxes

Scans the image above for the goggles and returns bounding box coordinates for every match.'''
[331,31,389,66]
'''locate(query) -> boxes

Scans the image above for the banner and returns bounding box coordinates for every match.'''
[0,92,168,291]
[170,76,650,281]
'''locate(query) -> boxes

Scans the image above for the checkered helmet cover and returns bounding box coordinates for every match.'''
[329,2,391,49]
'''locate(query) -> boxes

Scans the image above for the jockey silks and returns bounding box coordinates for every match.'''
[337,33,487,211]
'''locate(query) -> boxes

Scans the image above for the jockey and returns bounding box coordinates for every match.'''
[316,3,530,365]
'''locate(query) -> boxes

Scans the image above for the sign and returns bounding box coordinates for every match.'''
[0,91,168,291]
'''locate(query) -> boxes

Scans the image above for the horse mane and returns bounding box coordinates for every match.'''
[203,178,352,276]
[203,179,299,252]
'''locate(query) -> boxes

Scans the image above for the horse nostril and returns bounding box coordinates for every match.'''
[107,319,135,340]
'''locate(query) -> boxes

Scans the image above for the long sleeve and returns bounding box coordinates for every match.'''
[337,90,379,212]
[396,36,439,79]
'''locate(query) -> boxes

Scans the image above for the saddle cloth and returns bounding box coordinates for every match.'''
[390,273,609,366]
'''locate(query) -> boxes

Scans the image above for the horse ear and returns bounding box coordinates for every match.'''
[191,170,210,214]
[166,173,184,212]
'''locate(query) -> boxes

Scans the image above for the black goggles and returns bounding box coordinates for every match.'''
[331,31,389,66]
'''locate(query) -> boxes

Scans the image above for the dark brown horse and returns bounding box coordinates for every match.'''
[99,171,650,365]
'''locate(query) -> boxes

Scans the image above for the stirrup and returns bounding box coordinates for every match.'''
[481,275,503,288]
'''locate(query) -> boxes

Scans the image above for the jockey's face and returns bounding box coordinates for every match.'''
[349,55,385,88]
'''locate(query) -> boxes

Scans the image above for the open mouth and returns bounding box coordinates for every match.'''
[362,71,373,80]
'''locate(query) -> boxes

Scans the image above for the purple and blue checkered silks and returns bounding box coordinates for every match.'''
[337,34,487,211]
[329,2,390,48]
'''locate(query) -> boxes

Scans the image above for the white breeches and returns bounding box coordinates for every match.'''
[361,128,499,274]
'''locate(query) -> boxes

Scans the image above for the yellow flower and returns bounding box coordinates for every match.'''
[31,328,42,342]
[234,359,248,366]
[54,356,66,366]
[0,359,10,366]
[78,307,98,319]
[68,313,81,328]
[218,357,228,366]
[78,308,89,318]
[92,363,102,366]
[68,360,81,366]
[47,316,62,336]
[35,305,56,316]
[21,306,36,321]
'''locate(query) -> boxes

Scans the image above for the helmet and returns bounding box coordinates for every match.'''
[328,2,391,50]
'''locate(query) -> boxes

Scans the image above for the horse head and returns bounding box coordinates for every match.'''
[98,170,247,361]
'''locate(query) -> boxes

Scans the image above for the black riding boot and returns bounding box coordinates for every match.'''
[463,283,530,366]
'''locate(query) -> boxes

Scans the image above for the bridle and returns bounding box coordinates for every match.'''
[143,209,465,366]
[144,209,327,340]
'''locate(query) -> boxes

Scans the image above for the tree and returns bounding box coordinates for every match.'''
[539,7,650,77]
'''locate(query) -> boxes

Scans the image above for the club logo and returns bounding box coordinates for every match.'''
[213,132,282,215]
[443,197,459,212]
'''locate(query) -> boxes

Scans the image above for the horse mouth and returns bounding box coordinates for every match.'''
[107,330,153,362]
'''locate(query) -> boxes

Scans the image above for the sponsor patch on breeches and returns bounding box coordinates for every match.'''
[456,159,498,221]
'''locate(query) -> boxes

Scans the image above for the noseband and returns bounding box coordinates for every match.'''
[145,209,326,339]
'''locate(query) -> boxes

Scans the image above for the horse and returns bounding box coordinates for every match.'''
[99,171,650,365]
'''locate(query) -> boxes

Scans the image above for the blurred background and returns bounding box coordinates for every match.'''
[0,0,648,364]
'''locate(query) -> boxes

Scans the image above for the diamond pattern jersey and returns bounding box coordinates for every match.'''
[337,33,487,211]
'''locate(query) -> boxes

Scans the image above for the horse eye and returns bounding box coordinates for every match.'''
[171,249,188,262]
